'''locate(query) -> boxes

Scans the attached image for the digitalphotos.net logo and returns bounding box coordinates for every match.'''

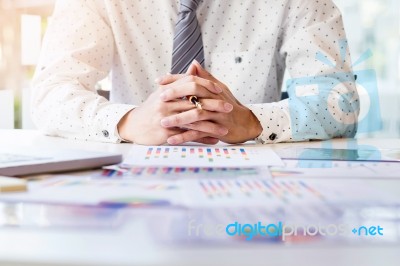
[187,219,384,241]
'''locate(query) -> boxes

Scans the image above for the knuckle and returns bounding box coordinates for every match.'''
[160,103,170,114]
[215,112,226,121]
[213,125,223,135]
[189,130,201,139]
[194,109,204,120]
[219,127,229,136]
[171,135,183,144]
[168,88,176,97]
[185,122,196,129]
[189,82,199,94]
[162,130,170,139]
[207,80,214,90]
[218,101,226,110]
[160,85,168,91]
[155,103,164,113]
[173,115,181,125]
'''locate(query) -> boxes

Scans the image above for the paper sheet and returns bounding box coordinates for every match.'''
[179,178,399,208]
[0,176,182,207]
[101,165,269,179]
[0,176,397,210]
[0,201,125,229]
[124,145,283,167]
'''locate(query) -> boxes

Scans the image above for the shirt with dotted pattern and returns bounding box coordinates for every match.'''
[31,0,359,143]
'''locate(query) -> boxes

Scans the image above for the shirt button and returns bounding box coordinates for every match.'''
[235,56,242,63]
[269,133,277,141]
[102,130,110,138]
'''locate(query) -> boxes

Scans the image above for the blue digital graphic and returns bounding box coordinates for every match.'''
[287,39,382,141]
[287,72,359,141]
[289,40,383,168]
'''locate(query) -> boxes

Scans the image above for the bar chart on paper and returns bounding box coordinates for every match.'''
[101,166,261,179]
[124,146,283,167]
[180,178,397,208]
[181,179,328,207]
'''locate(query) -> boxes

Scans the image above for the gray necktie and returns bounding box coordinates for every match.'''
[171,0,205,74]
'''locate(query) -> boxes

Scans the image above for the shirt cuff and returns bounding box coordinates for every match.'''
[246,100,292,144]
[91,103,135,143]
[114,121,133,143]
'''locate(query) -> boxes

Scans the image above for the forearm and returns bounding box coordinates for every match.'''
[30,0,137,142]
[247,94,358,144]
[31,79,134,142]
[257,0,360,144]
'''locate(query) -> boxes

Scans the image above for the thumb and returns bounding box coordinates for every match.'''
[192,59,216,81]
[186,61,198,75]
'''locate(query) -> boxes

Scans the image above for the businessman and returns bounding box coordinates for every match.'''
[32,0,359,145]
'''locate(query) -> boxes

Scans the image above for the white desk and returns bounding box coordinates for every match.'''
[0,130,399,266]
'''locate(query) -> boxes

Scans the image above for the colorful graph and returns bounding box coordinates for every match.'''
[99,197,170,208]
[143,147,249,162]
[6,176,182,209]
[101,166,260,179]
[42,178,179,190]
[125,145,282,167]
[194,179,326,203]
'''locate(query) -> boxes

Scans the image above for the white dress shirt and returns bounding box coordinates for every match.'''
[32,0,359,143]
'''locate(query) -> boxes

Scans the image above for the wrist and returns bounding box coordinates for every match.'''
[247,109,263,140]
[117,109,136,142]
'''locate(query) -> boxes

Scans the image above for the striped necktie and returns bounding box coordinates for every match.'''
[171,0,205,74]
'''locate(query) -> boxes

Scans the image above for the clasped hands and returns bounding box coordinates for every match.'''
[117,60,262,145]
